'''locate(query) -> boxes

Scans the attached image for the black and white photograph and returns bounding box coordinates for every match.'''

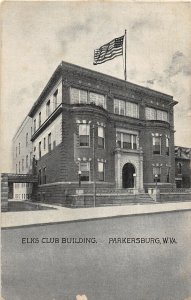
[1,1,191,300]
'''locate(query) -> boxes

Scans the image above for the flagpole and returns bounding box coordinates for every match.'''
[124,29,127,81]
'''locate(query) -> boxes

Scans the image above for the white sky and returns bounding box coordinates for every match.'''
[1,1,191,172]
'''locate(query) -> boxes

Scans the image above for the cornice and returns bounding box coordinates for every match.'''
[61,61,174,102]
[145,120,171,129]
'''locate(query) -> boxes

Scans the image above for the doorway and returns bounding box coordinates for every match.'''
[122,163,135,188]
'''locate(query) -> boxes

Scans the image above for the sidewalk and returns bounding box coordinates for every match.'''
[1,201,191,229]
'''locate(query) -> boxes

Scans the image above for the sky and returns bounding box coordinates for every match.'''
[1,1,191,172]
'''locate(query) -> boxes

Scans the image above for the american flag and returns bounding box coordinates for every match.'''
[93,35,124,65]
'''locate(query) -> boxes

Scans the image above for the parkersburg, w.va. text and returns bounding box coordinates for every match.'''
[21,236,177,245]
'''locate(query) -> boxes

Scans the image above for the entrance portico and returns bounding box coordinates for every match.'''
[115,148,144,191]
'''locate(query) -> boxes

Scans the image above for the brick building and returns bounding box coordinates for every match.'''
[175,146,191,188]
[12,116,33,200]
[12,61,178,203]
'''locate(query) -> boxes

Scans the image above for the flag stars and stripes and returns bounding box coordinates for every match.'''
[93,35,124,65]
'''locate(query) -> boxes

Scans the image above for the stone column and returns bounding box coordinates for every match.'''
[115,150,121,188]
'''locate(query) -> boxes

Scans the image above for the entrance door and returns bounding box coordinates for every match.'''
[122,163,135,188]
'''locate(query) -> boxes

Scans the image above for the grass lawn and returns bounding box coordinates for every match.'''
[1,211,191,300]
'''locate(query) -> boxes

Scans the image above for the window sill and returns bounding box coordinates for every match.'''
[77,146,91,149]
[114,113,139,119]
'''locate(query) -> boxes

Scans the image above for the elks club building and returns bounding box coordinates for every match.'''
[12,61,178,203]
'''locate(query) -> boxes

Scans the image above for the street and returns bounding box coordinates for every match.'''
[2,211,191,300]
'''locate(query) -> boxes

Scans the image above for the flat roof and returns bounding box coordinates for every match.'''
[28,60,176,117]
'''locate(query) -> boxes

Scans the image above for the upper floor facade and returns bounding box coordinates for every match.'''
[28,61,177,140]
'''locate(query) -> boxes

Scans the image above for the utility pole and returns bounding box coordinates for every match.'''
[92,125,96,207]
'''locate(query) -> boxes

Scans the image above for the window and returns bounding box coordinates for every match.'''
[39,112,41,127]
[34,119,36,132]
[26,133,28,146]
[98,162,105,181]
[158,110,168,122]
[98,126,105,149]
[114,99,125,115]
[39,141,41,159]
[53,90,58,110]
[116,132,122,148]
[123,133,131,149]
[114,99,119,115]
[38,169,42,185]
[153,166,161,182]
[42,167,46,184]
[146,107,156,120]
[71,88,88,104]
[126,102,139,118]
[80,162,90,181]
[89,92,106,108]
[114,99,139,118]
[146,107,168,122]
[44,137,46,150]
[46,100,51,117]
[22,159,24,171]
[177,162,182,174]
[26,155,28,168]
[153,136,161,155]
[48,133,51,152]
[79,124,90,147]
[132,135,137,150]
[30,152,32,165]
[166,167,170,183]
[166,136,170,156]
[116,132,138,150]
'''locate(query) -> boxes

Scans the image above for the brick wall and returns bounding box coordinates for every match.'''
[37,144,63,183]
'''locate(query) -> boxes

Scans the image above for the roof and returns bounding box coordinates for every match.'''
[28,60,177,117]
[61,61,174,100]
